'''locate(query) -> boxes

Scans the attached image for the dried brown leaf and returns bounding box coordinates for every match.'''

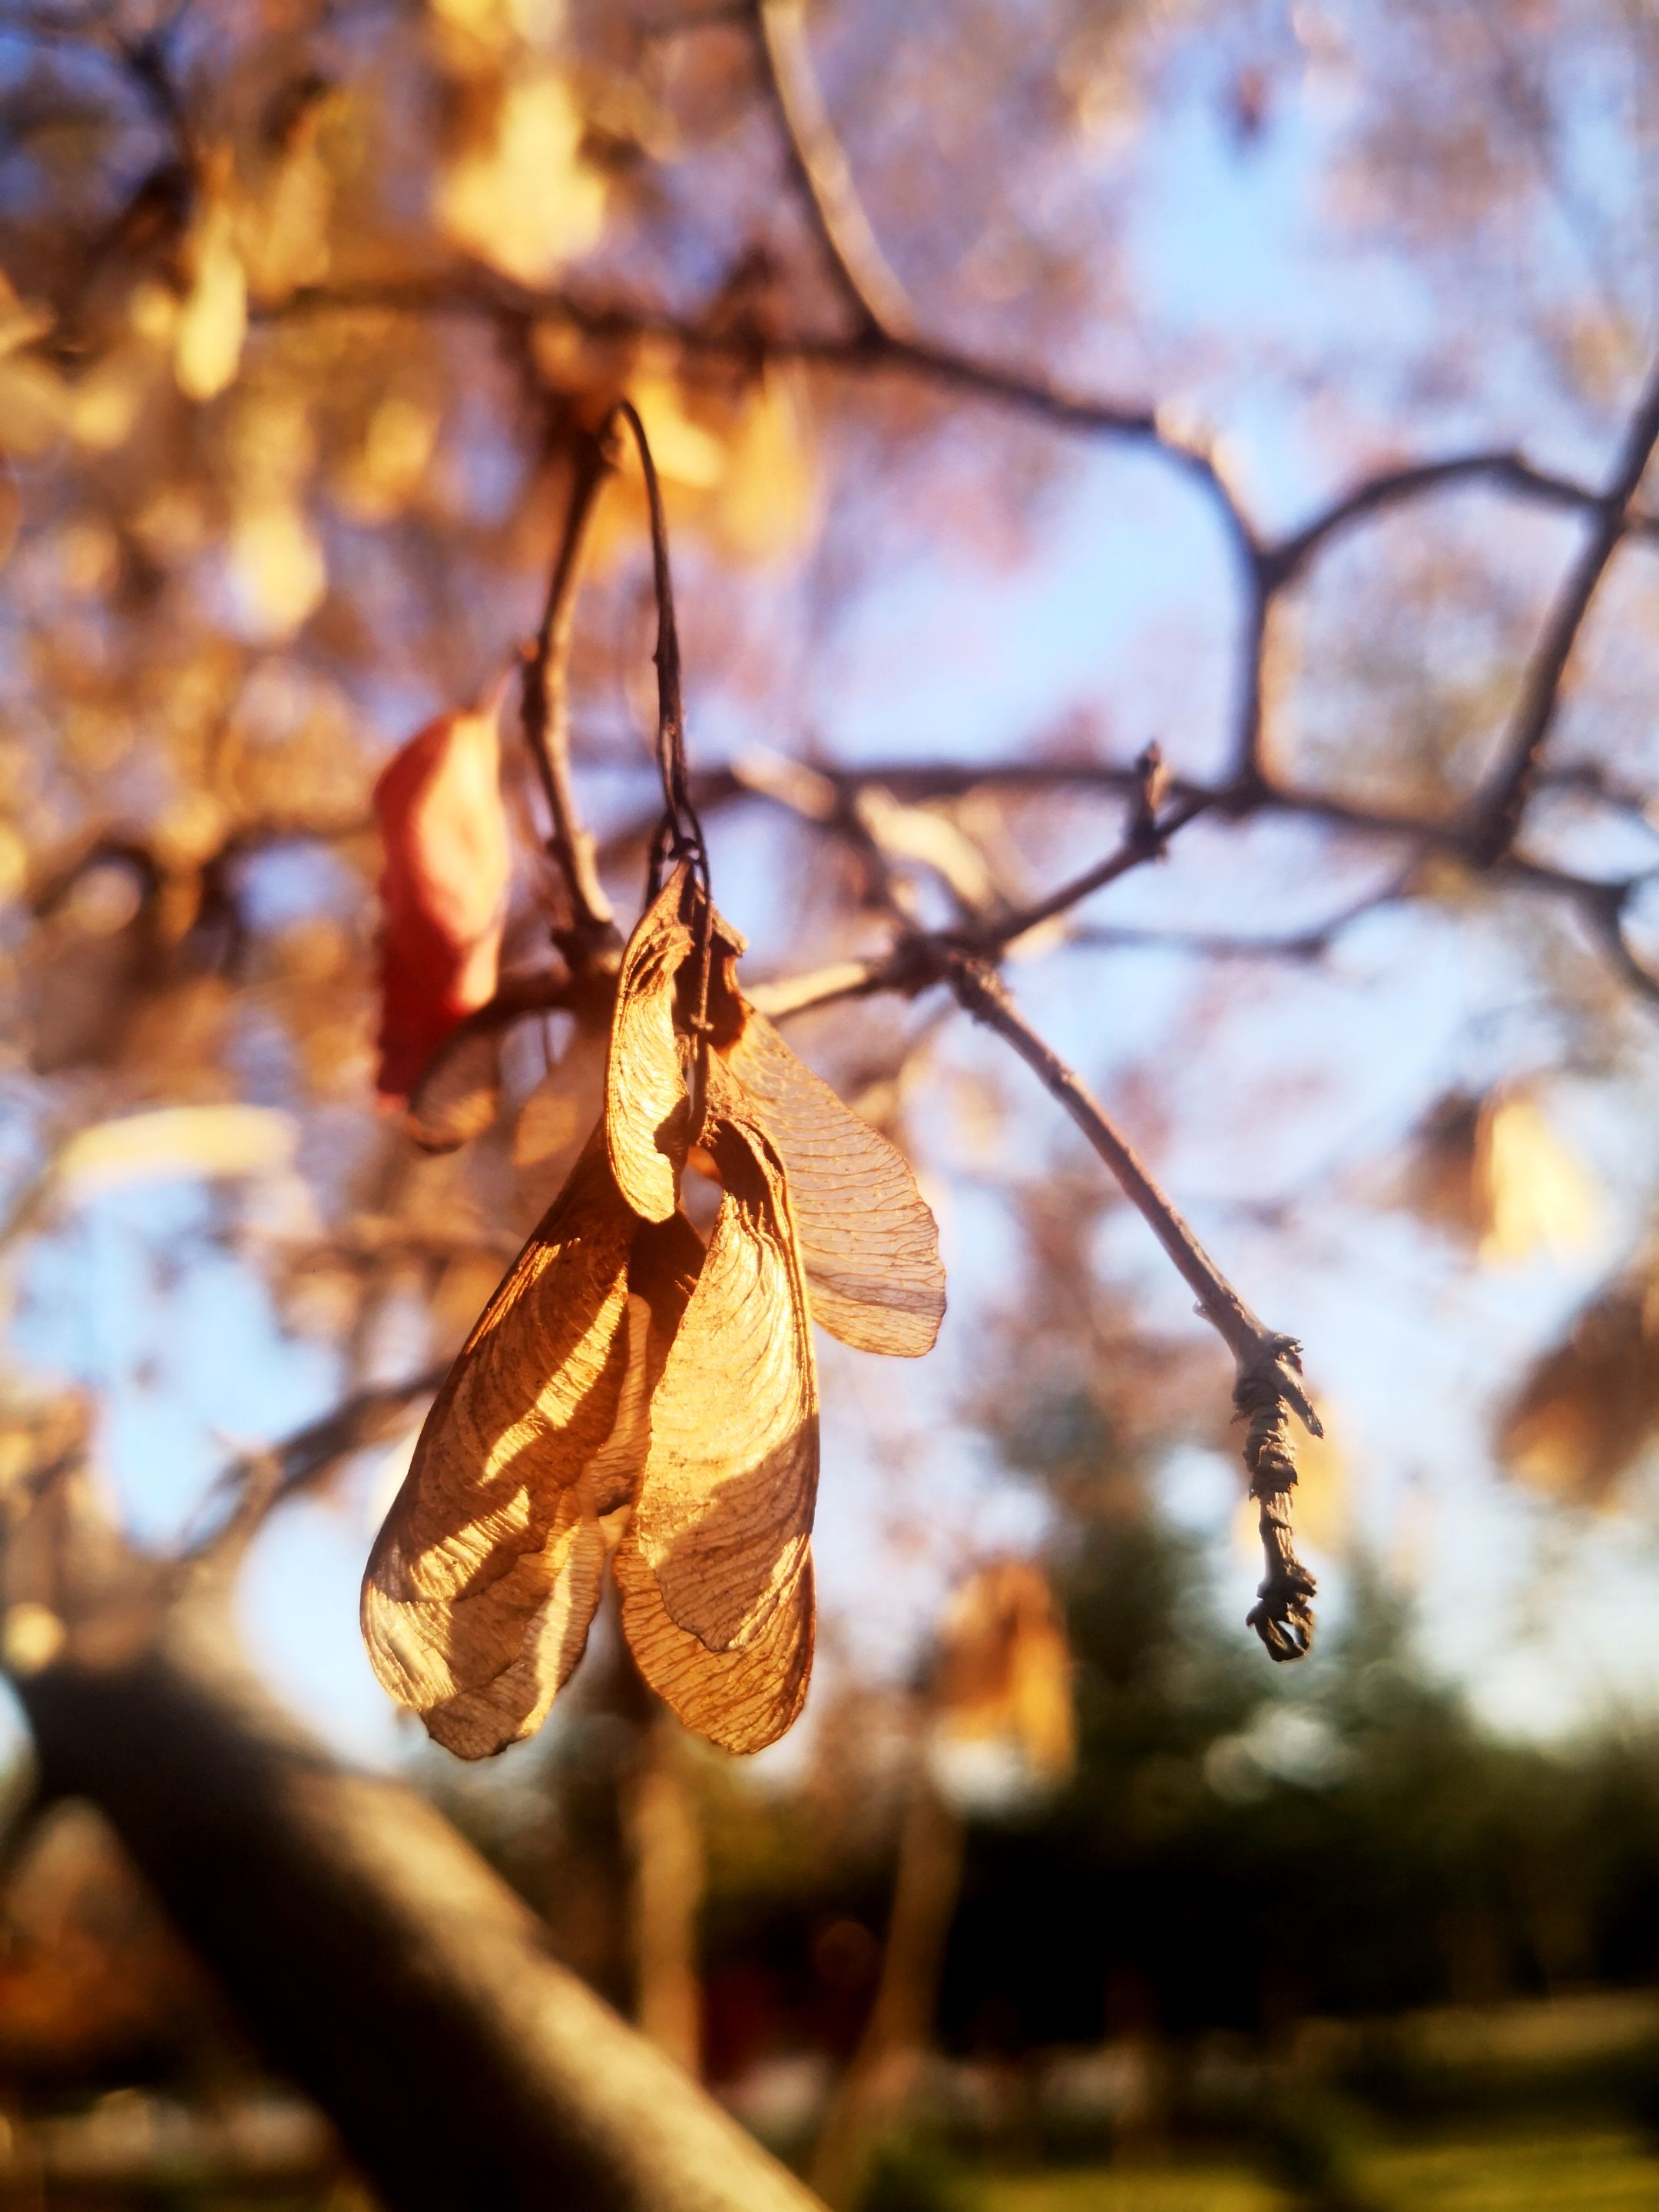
[619,1190,814,1753]
[607,867,694,1222]
[934,1561,1074,1783]
[1498,1277,1659,1505]
[627,1062,819,1654]
[361,1131,636,1755]
[724,1008,945,1356]
[617,1535,814,1754]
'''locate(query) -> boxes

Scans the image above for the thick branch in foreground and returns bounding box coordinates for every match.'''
[13,1608,820,2212]
[945,955,1320,1658]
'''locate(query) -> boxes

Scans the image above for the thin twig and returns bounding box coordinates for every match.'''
[184,1366,450,1570]
[1126,740,1169,854]
[1470,351,1659,862]
[976,790,1213,952]
[751,0,916,342]
[1230,568,1273,790]
[721,733,1323,1653]
[596,740,1659,1012]
[1069,878,1408,962]
[944,954,1320,1660]
[522,429,621,973]
[1263,449,1659,585]
[746,952,903,1018]
[608,399,704,876]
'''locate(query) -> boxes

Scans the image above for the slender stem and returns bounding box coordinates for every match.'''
[753,0,916,343]
[522,429,620,969]
[606,399,716,1129]
[979,790,1213,951]
[183,1364,450,1568]
[1232,565,1273,790]
[608,400,707,873]
[1470,350,1659,862]
[944,958,1263,1360]
[747,955,895,1019]
[943,954,1320,1661]
[1265,449,1659,585]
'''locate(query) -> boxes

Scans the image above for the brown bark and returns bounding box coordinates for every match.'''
[11,1607,820,2212]
[626,1707,705,2075]
[807,1768,964,2210]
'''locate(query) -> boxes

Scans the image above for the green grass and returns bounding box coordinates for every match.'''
[1368,2126,1659,2210]
[982,2124,1659,2212]
[985,2165,1280,2212]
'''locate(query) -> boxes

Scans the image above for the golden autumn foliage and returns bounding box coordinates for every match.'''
[932,1559,1075,1787]
[363,861,945,1757]
[1401,1088,1601,1266]
[1499,1276,1659,1507]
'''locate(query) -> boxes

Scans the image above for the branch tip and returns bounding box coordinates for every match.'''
[1233,1336,1320,1662]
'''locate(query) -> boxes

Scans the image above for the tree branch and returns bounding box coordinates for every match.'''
[522,426,622,974]
[975,788,1210,952]
[1263,448,1659,585]
[751,0,916,343]
[1068,876,1408,962]
[943,955,1320,1661]
[1469,353,1659,862]
[266,276,1659,596]
[183,1366,449,1570]
[716,744,1322,1653]
[13,1608,823,2212]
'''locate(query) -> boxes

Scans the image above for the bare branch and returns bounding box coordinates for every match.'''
[1264,449,1659,586]
[747,952,905,1018]
[521,428,621,973]
[1068,876,1409,962]
[265,276,1659,608]
[752,0,916,342]
[263,277,1253,531]
[1469,353,1659,862]
[604,743,1659,1019]
[15,1614,826,2212]
[944,954,1320,1661]
[976,787,1211,953]
[729,745,1323,1654]
[184,1366,449,1570]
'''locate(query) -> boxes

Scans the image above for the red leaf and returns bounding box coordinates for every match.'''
[373,706,511,1102]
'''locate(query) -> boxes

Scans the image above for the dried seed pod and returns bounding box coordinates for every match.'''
[724,1007,945,1356]
[605,869,696,1220]
[363,860,945,1760]
[628,1064,819,1657]
[361,1133,635,1755]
